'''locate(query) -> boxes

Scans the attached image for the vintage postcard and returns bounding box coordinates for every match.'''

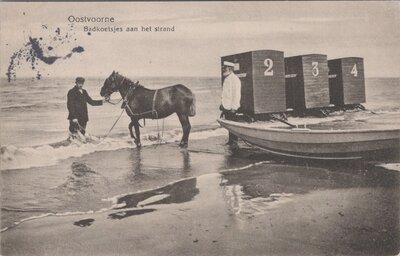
[1,2,399,255]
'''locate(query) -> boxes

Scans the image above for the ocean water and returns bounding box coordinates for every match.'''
[1,76,399,231]
[1,77,399,151]
[0,76,223,169]
[0,76,222,146]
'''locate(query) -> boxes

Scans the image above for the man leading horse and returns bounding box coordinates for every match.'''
[67,77,106,138]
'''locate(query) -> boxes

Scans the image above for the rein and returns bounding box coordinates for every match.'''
[105,98,123,105]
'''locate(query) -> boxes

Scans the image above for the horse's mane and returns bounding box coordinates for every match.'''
[116,73,143,88]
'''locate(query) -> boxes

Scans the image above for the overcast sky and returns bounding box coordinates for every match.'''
[1,1,399,78]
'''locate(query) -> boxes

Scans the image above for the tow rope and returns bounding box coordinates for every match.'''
[104,108,125,138]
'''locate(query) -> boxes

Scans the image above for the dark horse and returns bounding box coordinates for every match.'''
[100,71,196,148]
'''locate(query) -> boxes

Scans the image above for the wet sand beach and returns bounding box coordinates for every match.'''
[2,2,400,254]
[2,135,399,256]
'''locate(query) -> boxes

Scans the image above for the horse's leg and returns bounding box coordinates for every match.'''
[133,119,142,148]
[177,114,191,148]
[129,117,142,148]
[129,119,136,142]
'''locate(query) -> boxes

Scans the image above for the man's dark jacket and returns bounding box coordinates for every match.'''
[67,86,102,122]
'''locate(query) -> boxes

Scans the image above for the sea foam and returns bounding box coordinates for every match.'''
[1,128,226,171]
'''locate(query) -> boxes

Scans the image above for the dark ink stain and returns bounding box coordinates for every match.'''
[6,23,84,82]
[29,37,61,65]
[23,12,26,15]
[108,209,156,220]
[74,218,95,227]
[72,46,84,53]
[6,51,22,82]
[87,32,91,36]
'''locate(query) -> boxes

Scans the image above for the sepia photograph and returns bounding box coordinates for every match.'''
[1,1,399,255]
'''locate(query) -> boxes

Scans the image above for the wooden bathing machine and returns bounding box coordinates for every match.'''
[221,50,286,116]
[284,54,331,113]
[220,51,367,116]
[328,57,365,107]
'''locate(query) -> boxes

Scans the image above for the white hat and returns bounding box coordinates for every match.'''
[223,61,235,67]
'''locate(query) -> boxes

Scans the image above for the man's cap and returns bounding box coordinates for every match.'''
[75,77,85,83]
[223,61,235,67]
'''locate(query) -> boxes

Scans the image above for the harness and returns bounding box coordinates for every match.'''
[120,83,158,120]
[151,89,159,119]
[104,76,164,142]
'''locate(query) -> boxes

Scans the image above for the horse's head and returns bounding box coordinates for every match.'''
[100,71,120,99]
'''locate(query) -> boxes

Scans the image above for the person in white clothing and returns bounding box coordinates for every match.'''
[220,61,241,146]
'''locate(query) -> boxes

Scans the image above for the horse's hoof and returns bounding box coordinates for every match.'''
[132,139,142,148]
[179,143,188,148]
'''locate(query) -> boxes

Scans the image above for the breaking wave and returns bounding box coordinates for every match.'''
[0,127,227,171]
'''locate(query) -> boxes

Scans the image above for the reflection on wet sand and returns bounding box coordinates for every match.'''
[2,137,399,255]
[181,150,191,175]
[220,162,399,212]
[217,163,399,254]
[126,149,147,183]
[2,159,399,255]
[125,147,194,185]
[115,177,199,209]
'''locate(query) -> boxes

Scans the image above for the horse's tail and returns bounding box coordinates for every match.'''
[189,93,196,117]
